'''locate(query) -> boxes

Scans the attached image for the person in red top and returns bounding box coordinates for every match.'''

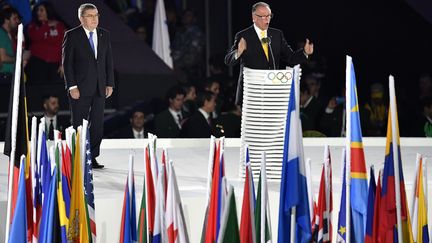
[25,1,65,84]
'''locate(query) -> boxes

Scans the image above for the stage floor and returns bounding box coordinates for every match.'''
[1,138,431,242]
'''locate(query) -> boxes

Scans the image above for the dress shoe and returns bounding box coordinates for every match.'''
[92,158,105,169]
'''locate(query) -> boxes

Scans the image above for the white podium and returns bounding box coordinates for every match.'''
[240,66,300,179]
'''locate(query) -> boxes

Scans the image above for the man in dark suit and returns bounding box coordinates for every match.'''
[41,94,70,140]
[181,91,220,138]
[225,1,314,105]
[62,3,114,168]
[154,86,185,138]
[116,110,146,139]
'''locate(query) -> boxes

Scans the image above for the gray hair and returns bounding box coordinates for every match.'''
[78,3,97,19]
[252,2,270,13]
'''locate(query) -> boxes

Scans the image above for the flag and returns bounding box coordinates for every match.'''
[152,0,173,68]
[166,161,190,243]
[346,56,368,243]
[4,24,32,241]
[336,150,353,243]
[120,155,138,243]
[83,125,97,241]
[372,170,382,242]
[201,136,216,243]
[240,159,255,243]
[217,185,240,243]
[378,76,413,242]
[31,117,43,242]
[365,166,376,243]
[8,156,28,243]
[138,147,150,243]
[205,141,226,243]
[313,146,333,243]
[255,152,272,243]
[153,165,167,243]
[39,166,57,243]
[278,67,312,243]
[411,155,429,243]
[68,132,91,242]
[56,142,70,243]
[145,144,157,240]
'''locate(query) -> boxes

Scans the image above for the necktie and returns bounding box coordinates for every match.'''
[89,31,95,54]
[48,119,54,140]
[207,115,212,126]
[260,30,269,61]
[177,114,182,128]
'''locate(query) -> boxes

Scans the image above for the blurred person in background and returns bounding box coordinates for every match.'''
[182,83,197,118]
[363,82,387,136]
[154,85,185,138]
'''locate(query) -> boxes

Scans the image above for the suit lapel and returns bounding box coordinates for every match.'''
[80,26,96,60]
[248,26,269,64]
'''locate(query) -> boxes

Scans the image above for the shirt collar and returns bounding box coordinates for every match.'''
[198,108,210,120]
[83,26,97,37]
[253,24,267,39]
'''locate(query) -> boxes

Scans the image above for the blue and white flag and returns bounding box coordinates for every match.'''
[152,0,173,68]
[278,66,312,243]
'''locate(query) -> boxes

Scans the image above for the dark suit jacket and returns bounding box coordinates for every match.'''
[154,109,182,138]
[181,111,213,138]
[62,26,115,97]
[115,125,146,138]
[225,26,308,105]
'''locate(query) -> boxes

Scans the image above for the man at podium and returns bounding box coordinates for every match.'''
[225,1,314,105]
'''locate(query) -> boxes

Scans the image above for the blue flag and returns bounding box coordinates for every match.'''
[278,76,311,243]
[8,157,28,243]
[39,167,58,243]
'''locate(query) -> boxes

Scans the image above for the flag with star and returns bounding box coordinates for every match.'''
[83,126,97,241]
[336,150,354,243]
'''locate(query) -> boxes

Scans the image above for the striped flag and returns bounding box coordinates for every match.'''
[56,142,70,243]
[336,149,353,243]
[31,117,42,242]
[68,132,91,242]
[153,164,167,243]
[410,155,429,243]
[313,146,333,243]
[120,155,138,243]
[240,153,256,243]
[138,147,150,243]
[255,152,272,243]
[83,124,97,241]
[38,165,57,243]
[217,185,240,243]
[346,56,368,243]
[166,161,190,243]
[8,156,28,243]
[201,136,216,243]
[378,76,413,242]
[145,143,157,240]
[365,166,376,243]
[372,170,382,241]
[278,66,312,243]
[205,141,226,243]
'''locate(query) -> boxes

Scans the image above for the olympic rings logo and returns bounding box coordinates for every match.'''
[266,71,292,83]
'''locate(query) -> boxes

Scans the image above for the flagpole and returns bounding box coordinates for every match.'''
[5,24,24,243]
[389,76,403,241]
[345,55,352,243]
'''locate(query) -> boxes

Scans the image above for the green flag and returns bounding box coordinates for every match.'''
[218,186,240,243]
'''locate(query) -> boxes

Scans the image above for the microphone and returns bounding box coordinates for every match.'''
[263,36,276,70]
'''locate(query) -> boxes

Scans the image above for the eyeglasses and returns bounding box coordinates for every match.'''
[83,14,100,19]
[254,13,273,19]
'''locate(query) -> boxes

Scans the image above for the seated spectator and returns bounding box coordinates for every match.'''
[182,83,197,118]
[363,83,387,136]
[319,96,345,137]
[26,2,65,84]
[181,91,221,138]
[418,73,432,100]
[300,80,322,132]
[412,98,432,137]
[41,94,70,140]
[215,103,241,138]
[203,79,222,117]
[154,86,186,138]
[116,110,146,138]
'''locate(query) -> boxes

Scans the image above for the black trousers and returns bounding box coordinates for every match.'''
[69,92,105,159]
[25,56,62,84]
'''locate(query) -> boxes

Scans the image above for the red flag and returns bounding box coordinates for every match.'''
[240,163,255,243]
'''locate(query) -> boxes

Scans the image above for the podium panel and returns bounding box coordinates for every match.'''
[240,67,298,179]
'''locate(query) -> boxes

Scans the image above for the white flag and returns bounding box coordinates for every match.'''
[152,0,173,68]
